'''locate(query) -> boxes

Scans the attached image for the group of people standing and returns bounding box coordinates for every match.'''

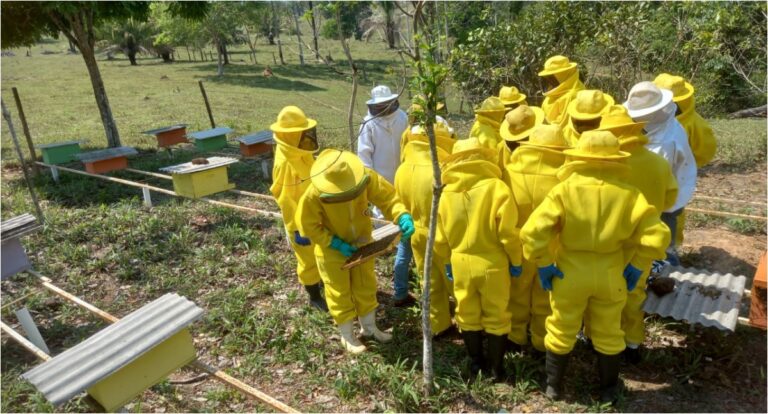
[267,54,716,403]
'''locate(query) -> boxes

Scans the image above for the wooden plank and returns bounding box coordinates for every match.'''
[0,320,51,361]
[342,224,401,270]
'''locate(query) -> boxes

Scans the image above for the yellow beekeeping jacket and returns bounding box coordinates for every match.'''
[676,96,717,167]
[469,115,503,151]
[620,134,678,213]
[270,135,315,233]
[541,72,585,128]
[506,145,566,225]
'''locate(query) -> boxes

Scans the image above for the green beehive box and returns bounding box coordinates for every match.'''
[38,141,81,164]
[188,127,233,152]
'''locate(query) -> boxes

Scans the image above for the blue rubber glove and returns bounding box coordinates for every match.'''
[330,235,357,258]
[623,264,643,292]
[397,213,415,240]
[445,264,453,282]
[293,231,311,246]
[509,264,523,277]
[538,264,564,291]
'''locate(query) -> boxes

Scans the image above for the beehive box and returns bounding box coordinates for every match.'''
[75,147,138,174]
[22,293,203,412]
[187,127,233,152]
[1,214,40,280]
[38,141,81,164]
[160,157,238,199]
[142,125,188,148]
[749,252,767,330]
[236,130,274,157]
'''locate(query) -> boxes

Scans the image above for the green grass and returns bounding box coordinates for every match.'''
[1,36,766,413]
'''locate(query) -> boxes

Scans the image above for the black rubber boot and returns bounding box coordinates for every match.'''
[597,351,622,404]
[545,351,570,400]
[304,283,329,312]
[622,346,642,365]
[487,333,509,382]
[506,338,523,355]
[461,330,485,377]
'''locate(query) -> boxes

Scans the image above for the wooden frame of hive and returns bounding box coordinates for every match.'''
[74,147,138,174]
[142,125,189,148]
[342,223,402,270]
[236,130,275,157]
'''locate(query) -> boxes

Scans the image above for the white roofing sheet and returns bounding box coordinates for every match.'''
[236,130,274,145]
[74,147,138,163]
[187,127,233,140]
[159,156,238,174]
[22,293,203,406]
[1,213,40,241]
[643,266,746,332]
[141,124,187,135]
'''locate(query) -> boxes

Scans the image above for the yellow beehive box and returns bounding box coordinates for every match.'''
[87,329,196,412]
[160,157,238,199]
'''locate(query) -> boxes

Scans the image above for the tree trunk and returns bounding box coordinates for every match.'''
[161,52,172,63]
[217,45,224,77]
[81,45,121,147]
[293,4,305,65]
[68,38,78,54]
[728,104,767,118]
[244,26,258,64]
[278,39,285,65]
[220,42,230,65]
[185,46,191,61]
[338,8,358,151]
[385,12,396,49]
[127,50,137,65]
[308,1,321,60]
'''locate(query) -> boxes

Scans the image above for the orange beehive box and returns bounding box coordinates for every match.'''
[142,125,189,148]
[236,131,274,158]
[749,252,767,330]
[75,147,138,174]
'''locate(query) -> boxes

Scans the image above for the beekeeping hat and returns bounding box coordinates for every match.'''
[270,106,317,133]
[498,86,527,106]
[367,85,399,105]
[597,105,647,135]
[563,130,630,160]
[653,73,695,102]
[520,125,570,150]
[623,81,674,119]
[538,55,578,77]
[311,149,370,202]
[474,96,506,115]
[500,105,544,142]
[442,137,496,165]
[567,90,615,121]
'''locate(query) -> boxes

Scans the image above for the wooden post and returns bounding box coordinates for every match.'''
[277,39,285,65]
[272,52,277,65]
[1,100,45,222]
[11,87,40,176]
[198,80,216,128]
[142,187,152,208]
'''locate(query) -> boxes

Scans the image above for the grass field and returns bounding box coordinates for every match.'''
[1,35,766,413]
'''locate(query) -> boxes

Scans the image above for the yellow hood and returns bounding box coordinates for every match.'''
[556,159,630,182]
[442,158,502,191]
[675,95,716,167]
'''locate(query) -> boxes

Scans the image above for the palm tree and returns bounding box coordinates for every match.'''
[96,18,156,65]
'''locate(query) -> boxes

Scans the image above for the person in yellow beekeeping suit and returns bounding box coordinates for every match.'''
[434,138,523,381]
[469,97,506,151]
[595,105,678,365]
[394,123,456,337]
[562,89,614,146]
[296,150,415,354]
[498,86,528,113]
[654,73,716,247]
[269,106,327,311]
[400,104,455,163]
[505,124,569,355]
[539,55,586,127]
[498,105,545,178]
[520,130,670,403]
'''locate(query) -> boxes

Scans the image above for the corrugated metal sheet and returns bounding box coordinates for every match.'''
[236,130,273,145]
[37,140,81,149]
[159,157,238,174]
[75,147,138,163]
[141,124,187,135]
[188,127,234,140]
[22,293,203,407]
[643,266,746,332]
[1,214,40,241]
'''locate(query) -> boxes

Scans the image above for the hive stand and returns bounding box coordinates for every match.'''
[141,125,189,149]
[74,147,138,174]
[159,156,238,199]
[187,127,233,152]
[236,130,275,178]
[1,214,41,280]
[22,293,203,412]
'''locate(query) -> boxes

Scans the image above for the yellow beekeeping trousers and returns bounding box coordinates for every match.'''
[288,233,322,286]
[621,267,651,346]
[412,228,453,335]
[508,259,551,351]
[545,251,627,356]
[315,247,378,325]
[676,210,686,246]
[452,251,511,336]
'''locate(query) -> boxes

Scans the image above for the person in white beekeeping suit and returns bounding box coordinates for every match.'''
[357,85,416,307]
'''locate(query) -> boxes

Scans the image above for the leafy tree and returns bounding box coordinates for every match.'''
[96,18,156,65]
[319,1,370,40]
[1,1,154,147]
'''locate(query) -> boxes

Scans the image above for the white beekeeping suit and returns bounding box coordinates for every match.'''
[624,82,697,212]
[357,85,409,185]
